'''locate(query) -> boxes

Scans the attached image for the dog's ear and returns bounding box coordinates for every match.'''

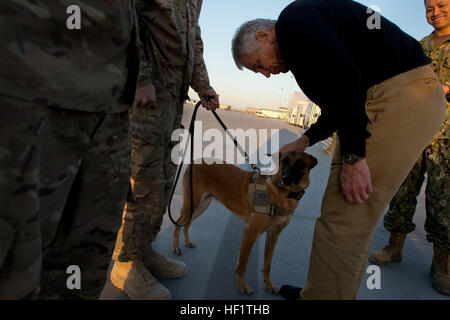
[308,154,318,169]
[276,151,282,162]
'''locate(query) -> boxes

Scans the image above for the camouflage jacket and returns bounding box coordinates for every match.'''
[420,33,450,139]
[0,0,147,113]
[137,0,211,100]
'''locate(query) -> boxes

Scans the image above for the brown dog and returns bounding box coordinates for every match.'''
[172,151,317,295]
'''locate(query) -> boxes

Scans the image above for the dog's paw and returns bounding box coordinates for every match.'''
[172,247,182,255]
[237,283,254,295]
[184,241,196,248]
[264,283,279,295]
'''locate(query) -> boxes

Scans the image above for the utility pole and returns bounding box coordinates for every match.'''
[279,88,284,108]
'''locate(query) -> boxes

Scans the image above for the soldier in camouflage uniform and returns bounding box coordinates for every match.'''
[0,1,147,299]
[110,0,219,300]
[370,0,450,295]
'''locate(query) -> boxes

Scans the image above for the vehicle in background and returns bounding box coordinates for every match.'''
[256,108,288,120]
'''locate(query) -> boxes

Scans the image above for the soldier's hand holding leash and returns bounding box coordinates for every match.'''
[201,87,220,110]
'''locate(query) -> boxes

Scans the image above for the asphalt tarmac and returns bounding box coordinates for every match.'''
[100,104,449,300]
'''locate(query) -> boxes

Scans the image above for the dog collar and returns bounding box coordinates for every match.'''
[271,176,306,201]
[285,190,305,200]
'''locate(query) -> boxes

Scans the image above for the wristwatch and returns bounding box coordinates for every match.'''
[343,153,364,164]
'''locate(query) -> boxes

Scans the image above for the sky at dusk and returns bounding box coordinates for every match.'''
[188,0,434,110]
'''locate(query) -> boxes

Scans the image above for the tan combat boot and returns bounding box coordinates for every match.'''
[369,232,407,266]
[143,243,187,279]
[110,261,171,300]
[431,245,450,295]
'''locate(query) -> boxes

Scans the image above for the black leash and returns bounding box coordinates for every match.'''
[168,100,260,227]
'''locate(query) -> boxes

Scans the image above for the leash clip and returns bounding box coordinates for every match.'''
[250,163,261,174]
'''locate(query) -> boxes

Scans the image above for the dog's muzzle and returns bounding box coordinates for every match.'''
[281,175,296,187]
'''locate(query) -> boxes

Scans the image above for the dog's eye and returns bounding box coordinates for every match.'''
[295,159,305,168]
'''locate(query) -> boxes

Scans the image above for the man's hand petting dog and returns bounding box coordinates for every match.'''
[279,135,310,153]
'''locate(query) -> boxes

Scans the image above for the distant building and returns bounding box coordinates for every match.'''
[287,91,321,128]
[219,105,231,111]
[287,91,310,115]
[246,107,259,115]
[305,104,321,128]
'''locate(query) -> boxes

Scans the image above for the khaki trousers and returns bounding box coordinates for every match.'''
[301,65,446,299]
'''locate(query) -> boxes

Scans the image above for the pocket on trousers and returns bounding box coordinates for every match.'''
[365,85,379,124]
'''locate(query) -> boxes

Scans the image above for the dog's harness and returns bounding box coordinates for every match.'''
[247,172,305,217]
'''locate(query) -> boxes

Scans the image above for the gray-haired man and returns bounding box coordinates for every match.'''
[232,0,446,299]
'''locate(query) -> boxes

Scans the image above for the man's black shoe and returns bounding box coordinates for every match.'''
[279,285,302,300]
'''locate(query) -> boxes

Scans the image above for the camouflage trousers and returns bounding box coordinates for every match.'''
[113,78,184,262]
[0,102,131,299]
[0,95,46,299]
[35,106,131,299]
[384,138,450,253]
